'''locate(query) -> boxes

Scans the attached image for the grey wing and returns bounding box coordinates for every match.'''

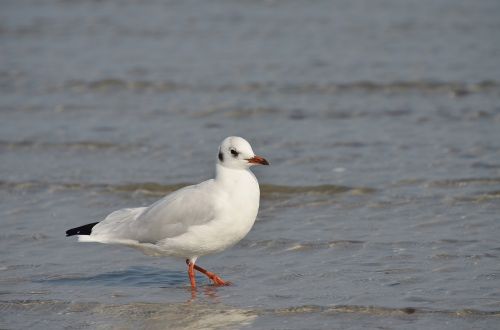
[125,180,217,243]
[91,207,148,240]
[91,180,217,243]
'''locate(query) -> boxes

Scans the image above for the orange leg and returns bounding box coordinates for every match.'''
[185,259,231,286]
[187,261,196,289]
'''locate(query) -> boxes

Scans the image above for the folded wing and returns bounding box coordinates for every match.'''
[89,180,217,244]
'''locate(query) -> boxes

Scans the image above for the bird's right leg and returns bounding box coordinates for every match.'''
[192,263,231,286]
[185,259,230,286]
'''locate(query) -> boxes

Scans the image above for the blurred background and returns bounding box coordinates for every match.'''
[1,0,499,328]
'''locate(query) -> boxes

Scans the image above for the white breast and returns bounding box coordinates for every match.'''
[156,165,261,258]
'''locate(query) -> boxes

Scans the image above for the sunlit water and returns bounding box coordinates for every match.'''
[1,0,500,328]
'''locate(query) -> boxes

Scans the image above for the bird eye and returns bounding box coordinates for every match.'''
[230,148,239,157]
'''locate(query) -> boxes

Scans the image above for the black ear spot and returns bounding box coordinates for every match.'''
[218,150,224,162]
[230,148,239,157]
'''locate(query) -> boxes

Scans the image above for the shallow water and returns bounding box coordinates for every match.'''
[1,0,500,329]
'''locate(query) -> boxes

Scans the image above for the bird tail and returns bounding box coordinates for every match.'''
[66,222,100,237]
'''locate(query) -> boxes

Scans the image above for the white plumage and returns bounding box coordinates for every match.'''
[68,136,269,288]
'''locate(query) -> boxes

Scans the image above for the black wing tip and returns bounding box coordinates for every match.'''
[66,222,99,237]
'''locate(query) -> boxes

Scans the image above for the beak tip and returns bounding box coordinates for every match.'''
[247,156,269,166]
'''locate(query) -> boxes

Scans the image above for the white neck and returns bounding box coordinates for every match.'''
[215,163,254,183]
[214,163,260,216]
[214,163,259,196]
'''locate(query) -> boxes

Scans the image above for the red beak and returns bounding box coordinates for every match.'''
[246,155,269,165]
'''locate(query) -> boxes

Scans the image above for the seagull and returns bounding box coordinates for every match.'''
[66,136,269,289]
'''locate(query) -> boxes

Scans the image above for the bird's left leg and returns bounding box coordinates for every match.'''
[186,259,196,289]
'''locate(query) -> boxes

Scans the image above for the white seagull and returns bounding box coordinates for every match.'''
[66,136,269,288]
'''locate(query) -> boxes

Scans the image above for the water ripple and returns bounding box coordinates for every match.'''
[0,180,374,197]
[0,140,141,151]
[238,239,365,252]
[3,77,499,96]
[36,266,186,287]
[1,299,499,318]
